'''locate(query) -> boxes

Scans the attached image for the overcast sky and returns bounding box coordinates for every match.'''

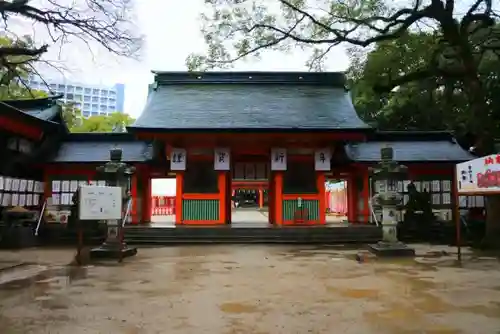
[36,0,350,118]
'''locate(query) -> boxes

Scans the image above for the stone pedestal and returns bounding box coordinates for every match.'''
[368,241,416,257]
[90,220,137,260]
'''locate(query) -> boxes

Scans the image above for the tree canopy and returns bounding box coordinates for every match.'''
[70,112,135,133]
[347,30,500,136]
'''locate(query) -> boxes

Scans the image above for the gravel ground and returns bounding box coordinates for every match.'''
[0,245,500,334]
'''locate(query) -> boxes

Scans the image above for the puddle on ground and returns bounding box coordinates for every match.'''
[0,265,89,292]
[219,302,259,314]
[328,287,380,299]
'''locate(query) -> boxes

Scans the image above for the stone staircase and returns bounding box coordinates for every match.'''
[124,225,382,245]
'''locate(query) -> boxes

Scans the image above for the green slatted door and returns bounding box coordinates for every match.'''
[282,199,320,222]
[182,199,219,221]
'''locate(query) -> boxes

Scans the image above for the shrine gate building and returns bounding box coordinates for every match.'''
[0,71,479,234]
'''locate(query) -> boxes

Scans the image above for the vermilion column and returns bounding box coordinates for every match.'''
[175,172,184,225]
[259,188,264,208]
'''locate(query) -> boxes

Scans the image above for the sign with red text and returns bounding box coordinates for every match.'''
[456,154,500,194]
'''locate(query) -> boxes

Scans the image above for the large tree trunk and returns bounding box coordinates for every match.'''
[483,196,500,248]
[440,19,500,248]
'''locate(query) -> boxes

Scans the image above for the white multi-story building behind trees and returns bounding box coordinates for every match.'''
[27,77,125,118]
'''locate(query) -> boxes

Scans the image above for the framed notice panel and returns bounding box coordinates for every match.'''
[170,148,187,171]
[79,186,122,220]
[271,148,287,171]
[315,148,331,171]
[214,147,230,170]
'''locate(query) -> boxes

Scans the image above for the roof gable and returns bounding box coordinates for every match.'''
[0,95,67,132]
[49,133,153,163]
[345,132,475,162]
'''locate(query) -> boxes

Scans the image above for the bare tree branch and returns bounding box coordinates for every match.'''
[0,0,142,96]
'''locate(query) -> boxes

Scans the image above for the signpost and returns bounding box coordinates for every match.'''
[454,154,499,261]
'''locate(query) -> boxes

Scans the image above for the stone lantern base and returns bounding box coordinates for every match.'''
[89,222,137,260]
[368,241,415,257]
[89,245,138,260]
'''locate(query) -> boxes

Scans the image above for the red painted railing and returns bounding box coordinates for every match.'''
[151,196,176,216]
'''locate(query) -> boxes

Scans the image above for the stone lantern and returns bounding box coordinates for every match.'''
[369,146,415,257]
[90,146,137,260]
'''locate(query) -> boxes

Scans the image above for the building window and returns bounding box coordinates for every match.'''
[92,88,99,95]
[84,96,90,102]
[84,88,91,94]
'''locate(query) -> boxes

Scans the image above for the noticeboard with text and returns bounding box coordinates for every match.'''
[456,154,500,194]
[79,185,122,220]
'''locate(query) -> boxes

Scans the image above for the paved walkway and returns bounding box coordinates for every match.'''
[0,246,500,333]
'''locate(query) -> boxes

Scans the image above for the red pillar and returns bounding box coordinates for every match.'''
[317,172,326,225]
[347,174,357,222]
[259,188,264,208]
[175,173,183,225]
[141,170,152,224]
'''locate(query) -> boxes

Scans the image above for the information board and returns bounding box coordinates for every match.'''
[456,154,500,194]
[79,185,122,220]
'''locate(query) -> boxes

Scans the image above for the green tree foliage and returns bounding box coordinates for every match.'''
[0,35,42,99]
[70,112,135,133]
[348,29,500,135]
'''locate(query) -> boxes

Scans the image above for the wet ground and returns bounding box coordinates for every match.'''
[1,245,500,334]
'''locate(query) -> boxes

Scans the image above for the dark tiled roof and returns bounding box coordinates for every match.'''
[1,95,62,122]
[345,135,475,162]
[49,133,153,163]
[130,71,370,131]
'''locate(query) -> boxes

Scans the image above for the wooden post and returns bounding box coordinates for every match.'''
[453,168,461,261]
